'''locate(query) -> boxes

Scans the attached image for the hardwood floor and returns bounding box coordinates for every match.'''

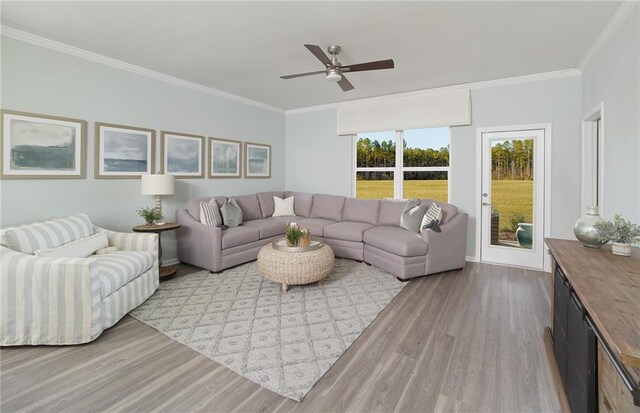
[1,262,560,412]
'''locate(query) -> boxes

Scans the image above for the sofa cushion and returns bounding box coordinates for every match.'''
[342,199,380,225]
[256,191,286,218]
[187,196,226,222]
[285,191,314,217]
[34,232,109,258]
[311,194,346,222]
[221,226,260,249]
[296,218,338,237]
[234,194,262,222]
[1,213,94,255]
[378,200,411,227]
[241,218,286,239]
[271,216,299,225]
[324,221,375,242]
[363,226,428,257]
[94,251,154,297]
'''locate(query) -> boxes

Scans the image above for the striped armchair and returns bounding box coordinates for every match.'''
[0,214,159,346]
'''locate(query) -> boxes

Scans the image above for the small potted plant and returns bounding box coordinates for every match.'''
[137,207,163,227]
[285,223,305,247]
[594,214,640,256]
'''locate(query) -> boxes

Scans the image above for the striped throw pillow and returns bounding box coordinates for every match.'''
[200,200,223,227]
[421,203,442,230]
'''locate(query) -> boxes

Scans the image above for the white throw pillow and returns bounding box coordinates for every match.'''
[35,232,109,258]
[200,200,223,226]
[421,202,443,229]
[272,196,295,217]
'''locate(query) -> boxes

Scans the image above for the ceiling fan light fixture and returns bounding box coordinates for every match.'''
[326,68,342,82]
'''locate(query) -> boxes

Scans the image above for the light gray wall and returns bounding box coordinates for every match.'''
[284,76,583,259]
[451,76,582,257]
[0,37,286,262]
[285,109,352,196]
[581,3,639,223]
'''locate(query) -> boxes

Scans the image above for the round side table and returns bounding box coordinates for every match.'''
[133,223,181,281]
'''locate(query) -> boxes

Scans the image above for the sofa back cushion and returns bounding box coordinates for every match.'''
[311,194,346,222]
[420,200,458,224]
[234,194,262,221]
[285,191,314,217]
[1,213,94,255]
[378,200,410,227]
[187,196,226,222]
[256,191,286,218]
[342,199,380,225]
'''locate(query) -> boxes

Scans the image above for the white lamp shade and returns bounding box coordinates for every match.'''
[141,174,175,195]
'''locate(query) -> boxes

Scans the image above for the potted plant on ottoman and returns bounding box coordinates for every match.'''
[594,214,640,256]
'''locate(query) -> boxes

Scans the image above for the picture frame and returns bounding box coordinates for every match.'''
[160,131,205,179]
[0,110,86,179]
[244,142,271,178]
[95,122,155,179]
[208,137,242,178]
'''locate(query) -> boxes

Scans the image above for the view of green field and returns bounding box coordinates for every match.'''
[356,179,533,232]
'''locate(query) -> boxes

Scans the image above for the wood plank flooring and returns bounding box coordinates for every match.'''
[1,262,561,412]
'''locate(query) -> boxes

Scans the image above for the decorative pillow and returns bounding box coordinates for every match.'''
[34,232,109,258]
[200,200,223,227]
[399,200,428,233]
[220,197,243,227]
[421,203,443,230]
[95,246,119,255]
[273,196,295,217]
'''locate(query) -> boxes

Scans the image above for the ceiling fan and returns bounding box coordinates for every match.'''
[280,44,395,91]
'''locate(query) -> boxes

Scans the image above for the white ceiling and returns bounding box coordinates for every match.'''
[1,1,621,110]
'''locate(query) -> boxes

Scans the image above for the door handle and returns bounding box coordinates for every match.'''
[482,202,492,206]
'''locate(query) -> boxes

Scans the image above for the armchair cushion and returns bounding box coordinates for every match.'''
[1,213,94,255]
[94,251,155,297]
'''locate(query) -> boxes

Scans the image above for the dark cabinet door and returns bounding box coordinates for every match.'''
[566,292,598,413]
[553,266,570,385]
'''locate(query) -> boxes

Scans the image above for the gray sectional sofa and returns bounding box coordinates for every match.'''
[177,191,468,280]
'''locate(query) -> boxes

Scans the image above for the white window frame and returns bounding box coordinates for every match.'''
[351,129,451,201]
[581,102,605,217]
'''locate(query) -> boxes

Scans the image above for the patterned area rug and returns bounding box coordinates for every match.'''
[130,259,406,401]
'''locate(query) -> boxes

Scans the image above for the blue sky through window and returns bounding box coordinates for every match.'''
[357,127,450,150]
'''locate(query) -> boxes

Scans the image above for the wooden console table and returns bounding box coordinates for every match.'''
[545,238,640,412]
[133,223,180,281]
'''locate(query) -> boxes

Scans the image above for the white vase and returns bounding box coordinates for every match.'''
[574,206,607,248]
[611,242,631,256]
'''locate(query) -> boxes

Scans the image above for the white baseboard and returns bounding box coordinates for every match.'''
[465,255,479,262]
[163,258,180,267]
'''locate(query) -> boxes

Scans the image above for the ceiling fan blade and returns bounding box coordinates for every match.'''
[305,44,332,67]
[280,70,326,79]
[338,75,354,92]
[341,59,395,73]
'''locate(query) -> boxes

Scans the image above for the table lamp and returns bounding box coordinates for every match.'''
[141,174,175,225]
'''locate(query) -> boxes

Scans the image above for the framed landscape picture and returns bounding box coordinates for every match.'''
[1,110,86,179]
[95,123,155,178]
[160,131,205,179]
[208,137,241,178]
[244,142,271,178]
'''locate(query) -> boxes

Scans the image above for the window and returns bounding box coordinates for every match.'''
[354,128,450,202]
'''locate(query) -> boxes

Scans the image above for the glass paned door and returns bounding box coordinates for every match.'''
[481,129,545,269]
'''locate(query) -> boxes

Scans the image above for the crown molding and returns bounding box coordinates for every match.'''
[0,25,286,114]
[285,68,581,115]
[580,1,638,71]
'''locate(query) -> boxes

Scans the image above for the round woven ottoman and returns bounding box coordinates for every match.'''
[257,243,334,292]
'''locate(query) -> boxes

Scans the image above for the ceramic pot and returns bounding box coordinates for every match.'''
[515,223,533,247]
[612,242,631,256]
[574,206,607,248]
